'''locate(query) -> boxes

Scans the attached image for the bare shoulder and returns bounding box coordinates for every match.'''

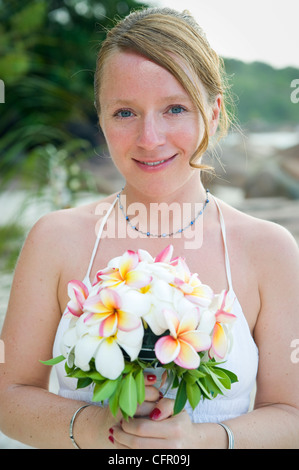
[219,198,299,274]
[21,193,118,269]
[28,193,117,240]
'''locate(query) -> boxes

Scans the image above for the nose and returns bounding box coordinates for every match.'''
[136,114,166,150]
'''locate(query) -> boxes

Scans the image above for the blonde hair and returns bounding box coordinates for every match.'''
[94,7,233,170]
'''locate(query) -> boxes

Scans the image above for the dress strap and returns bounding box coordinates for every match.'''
[211,195,233,292]
[84,195,118,284]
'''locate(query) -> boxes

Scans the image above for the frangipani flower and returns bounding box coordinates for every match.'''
[66,280,89,317]
[155,309,211,369]
[95,250,152,289]
[73,325,144,380]
[208,290,237,360]
[171,258,214,307]
[83,287,142,336]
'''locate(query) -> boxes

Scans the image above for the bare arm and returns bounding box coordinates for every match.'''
[0,214,119,448]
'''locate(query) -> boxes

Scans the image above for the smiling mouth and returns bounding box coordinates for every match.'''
[141,159,167,166]
[135,155,176,166]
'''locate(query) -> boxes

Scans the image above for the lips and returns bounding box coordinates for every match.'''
[133,154,177,170]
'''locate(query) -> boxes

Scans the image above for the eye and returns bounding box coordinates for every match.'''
[168,105,186,115]
[114,109,133,118]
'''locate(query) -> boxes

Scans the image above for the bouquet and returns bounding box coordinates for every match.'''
[43,245,238,419]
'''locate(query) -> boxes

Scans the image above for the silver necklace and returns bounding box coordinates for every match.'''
[117,188,210,238]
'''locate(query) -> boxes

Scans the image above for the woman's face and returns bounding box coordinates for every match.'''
[98,50,214,199]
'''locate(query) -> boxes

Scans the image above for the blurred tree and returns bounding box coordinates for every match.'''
[0,0,148,192]
[224,59,299,129]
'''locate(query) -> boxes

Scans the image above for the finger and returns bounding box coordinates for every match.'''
[136,389,163,416]
[149,398,175,421]
[144,372,157,386]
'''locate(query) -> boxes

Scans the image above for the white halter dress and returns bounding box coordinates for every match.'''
[52,196,258,424]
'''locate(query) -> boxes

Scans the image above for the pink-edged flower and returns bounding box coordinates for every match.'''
[208,290,237,360]
[83,287,142,337]
[154,244,174,263]
[66,280,89,317]
[95,250,152,289]
[171,258,214,307]
[155,309,211,369]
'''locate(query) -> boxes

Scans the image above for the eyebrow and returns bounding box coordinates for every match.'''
[104,94,192,109]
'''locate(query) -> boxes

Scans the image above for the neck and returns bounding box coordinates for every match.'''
[121,171,206,207]
[117,172,210,238]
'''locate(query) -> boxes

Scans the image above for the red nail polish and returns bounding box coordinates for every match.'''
[158,391,163,400]
[149,408,161,420]
[108,435,114,444]
[109,427,114,435]
[147,374,156,381]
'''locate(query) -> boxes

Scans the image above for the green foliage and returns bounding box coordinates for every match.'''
[41,353,238,419]
[0,222,26,271]
[224,58,299,128]
[0,0,148,190]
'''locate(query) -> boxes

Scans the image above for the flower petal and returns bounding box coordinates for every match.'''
[155,335,180,364]
[95,338,124,380]
[99,313,117,337]
[125,270,152,288]
[180,330,211,352]
[177,310,199,335]
[117,309,142,332]
[119,250,139,279]
[74,335,103,371]
[66,280,89,316]
[100,288,121,310]
[117,325,144,361]
[163,309,180,338]
[175,339,200,369]
[155,244,173,263]
[211,322,227,359]
[137,249,154,263]
[215,312,237,323]
[120,289,151,317]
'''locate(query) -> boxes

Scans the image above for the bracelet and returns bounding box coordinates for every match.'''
[218,422,234,449]
[69,404,91,449]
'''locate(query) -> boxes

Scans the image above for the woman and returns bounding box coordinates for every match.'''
[0,7,299,449]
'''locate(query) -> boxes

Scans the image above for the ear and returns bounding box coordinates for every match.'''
[209,94,222,137]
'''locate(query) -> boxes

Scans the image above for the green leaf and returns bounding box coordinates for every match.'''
[173,380,187,416]
[67,368,87,379]
[86,370,106,382]
[212,369,231,389]
[203,374,222,398]
[172,374,179,389]
[109,386,121,417]
[188,369,206,379]
[40,355,65,366]
[186,382,202,409]
[92,379,119,402]
[214,367,238,384]
[135,368,145,405]
[76,377,92,389]
[197,378,212,399]
[119,373,138,418]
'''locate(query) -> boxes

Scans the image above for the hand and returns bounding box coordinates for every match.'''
[109,397,197,449]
